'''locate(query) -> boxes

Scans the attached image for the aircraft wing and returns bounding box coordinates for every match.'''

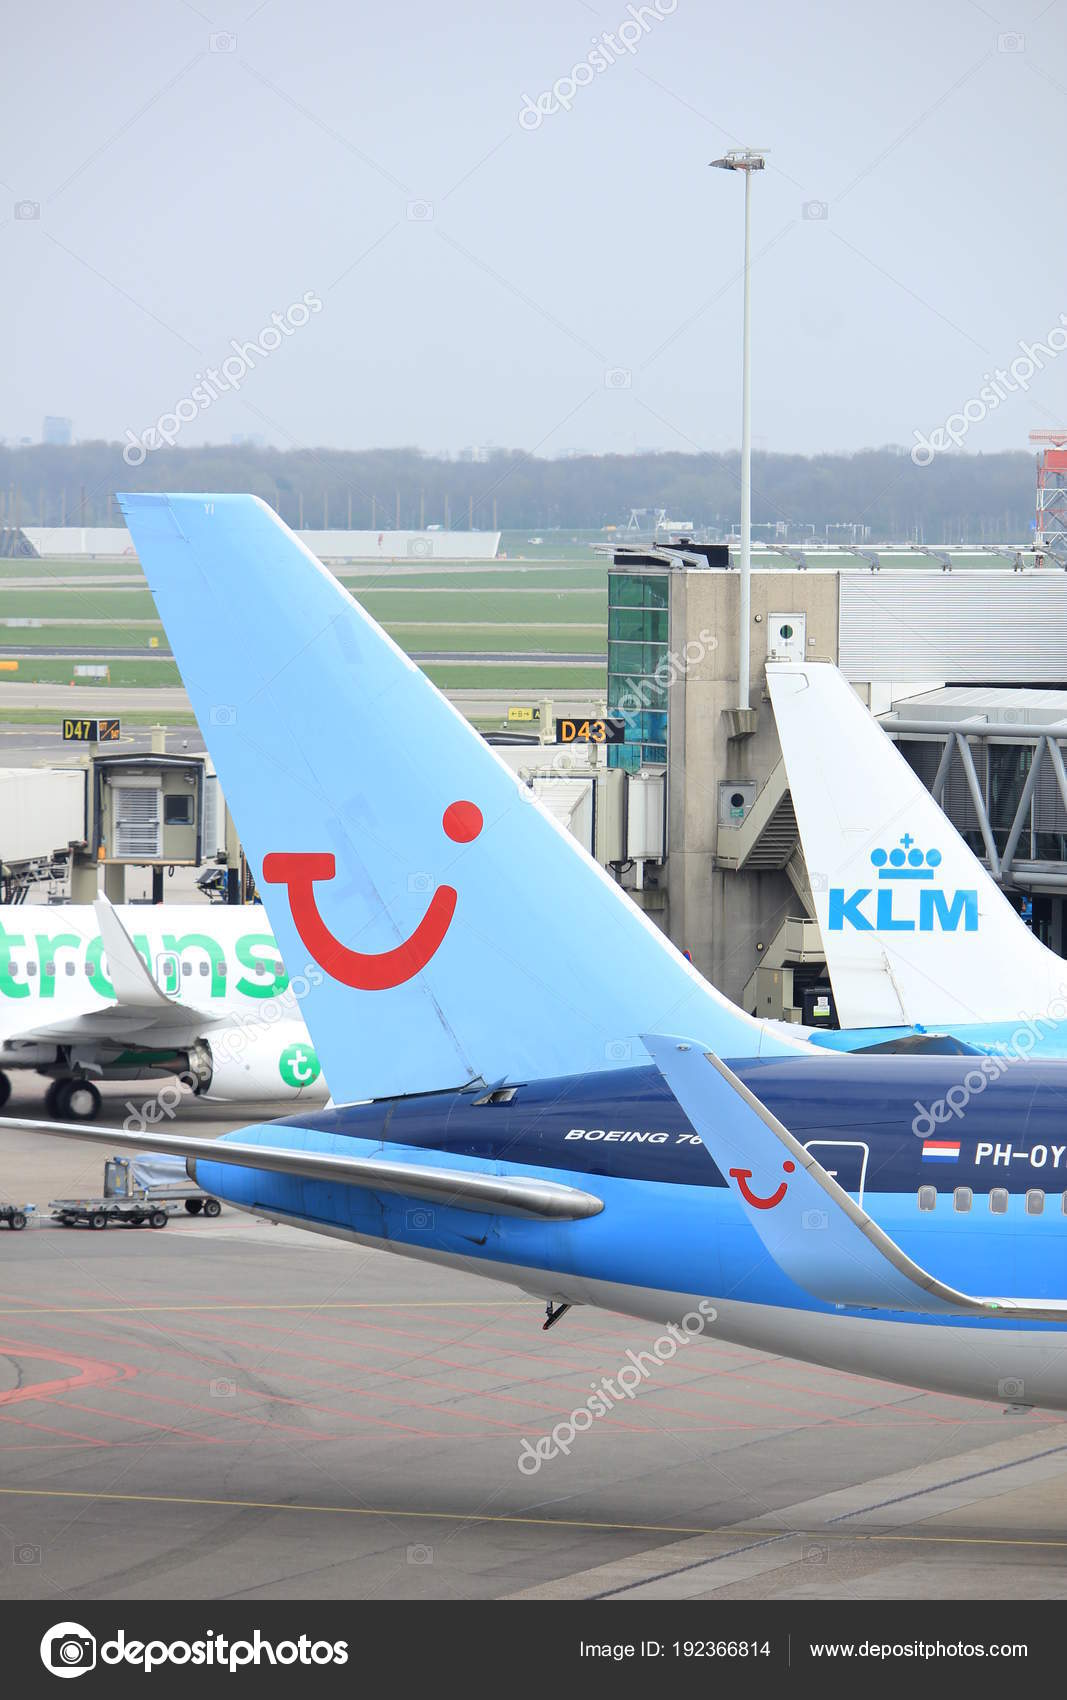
[643,1033,1067,1323]
[1,897,212,1050]
[0,1117,604,1222]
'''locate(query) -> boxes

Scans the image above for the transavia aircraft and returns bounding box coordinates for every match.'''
[7,491,1067,1415]
[0,897,325,1118]
[767,660,1067,1058]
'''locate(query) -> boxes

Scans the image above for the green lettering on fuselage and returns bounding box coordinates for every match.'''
[85,934,116,1000]
[35,932,81,997]
[0,921,28,999]
[162,932,228,998]
[0,921,286,1003]
[235,933,288,998]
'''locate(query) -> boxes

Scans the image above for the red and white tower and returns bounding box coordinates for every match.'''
[1030,430,1067,562]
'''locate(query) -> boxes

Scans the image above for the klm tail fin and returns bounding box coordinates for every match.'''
[119,494,802,1102]
[767,662,1067,1027]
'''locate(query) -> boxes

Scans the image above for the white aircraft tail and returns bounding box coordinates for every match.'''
[767,662,1067,1028]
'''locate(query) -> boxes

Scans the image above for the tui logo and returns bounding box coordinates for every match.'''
[729,1161,794,1210]
[826,835,978,934]
[262,800,483,990]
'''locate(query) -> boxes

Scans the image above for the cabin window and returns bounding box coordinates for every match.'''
[85,962,95,976]
[953,1187,973,1213]
[8,962,16,978]
[918,1185,937,1212]
[1026,1189,1045,1216]
[64,961,74,975]
[26,962,36,976]
[199,961,209,976]
[990,1188,1009,1215]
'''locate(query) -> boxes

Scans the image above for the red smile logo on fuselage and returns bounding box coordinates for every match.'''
[262,799,483,991]
[729,1161,795,1210]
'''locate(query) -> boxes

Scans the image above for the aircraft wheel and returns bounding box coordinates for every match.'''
[0,1071,10,1112]
[203,1199,222,1218]
[53,1079,102,1122]
[184,1198,203,1215]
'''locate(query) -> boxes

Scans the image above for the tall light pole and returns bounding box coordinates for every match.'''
[710,148,766,714]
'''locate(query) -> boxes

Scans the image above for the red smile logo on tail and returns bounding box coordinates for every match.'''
[729,1161,795,1210]
[262,799,483,991]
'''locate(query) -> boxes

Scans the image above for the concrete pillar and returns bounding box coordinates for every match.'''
[103,862,126,903]
[68,855,98,903]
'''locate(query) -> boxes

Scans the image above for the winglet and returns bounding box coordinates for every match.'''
[642,1033,1067,1322]
[92,897,172,1009]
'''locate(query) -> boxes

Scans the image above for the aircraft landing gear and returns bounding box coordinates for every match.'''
[0,1071,10,1112]
[45,1078,102,1122]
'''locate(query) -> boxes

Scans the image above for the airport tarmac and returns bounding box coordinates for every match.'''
[1,1078,1067,1601]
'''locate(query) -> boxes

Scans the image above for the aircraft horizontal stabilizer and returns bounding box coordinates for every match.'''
[642,1034,1067,1323]
[0,1117,604,1222]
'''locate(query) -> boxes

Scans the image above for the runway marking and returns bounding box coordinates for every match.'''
[0,1485,1065,1550]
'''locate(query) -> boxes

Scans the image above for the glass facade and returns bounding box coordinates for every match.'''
[607,570,669,771]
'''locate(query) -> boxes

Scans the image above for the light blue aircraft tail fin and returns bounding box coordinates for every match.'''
[119,494,804,1102]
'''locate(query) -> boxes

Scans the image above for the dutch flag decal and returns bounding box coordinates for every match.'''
[922,1138,960,1162]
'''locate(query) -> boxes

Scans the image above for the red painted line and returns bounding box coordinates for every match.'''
[118,1383,443,1441]
[0,1410,109,1445]
[150,1319,655,1433]
[52,1399,224,1443]
[0,1335,136,1407]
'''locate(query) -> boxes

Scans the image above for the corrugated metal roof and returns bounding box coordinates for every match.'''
[839,571,1067,683]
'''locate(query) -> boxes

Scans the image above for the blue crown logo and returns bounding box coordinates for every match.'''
[870,834,942,881]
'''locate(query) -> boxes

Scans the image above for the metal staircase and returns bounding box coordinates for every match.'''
[716,760,799,871]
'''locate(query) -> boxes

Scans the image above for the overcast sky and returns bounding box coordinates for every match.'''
[3,0,1066,459]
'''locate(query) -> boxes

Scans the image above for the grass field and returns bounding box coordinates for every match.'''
[1,588,160,619]
[0,623,164,649]
[0,548,613,706]
[421,663,606,690]
[0,559,144,577]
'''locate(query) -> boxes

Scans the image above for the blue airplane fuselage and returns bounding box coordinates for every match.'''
[193,1055,1067,1340]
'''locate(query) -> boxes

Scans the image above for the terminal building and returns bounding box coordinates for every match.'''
[602,542,1067,1023]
